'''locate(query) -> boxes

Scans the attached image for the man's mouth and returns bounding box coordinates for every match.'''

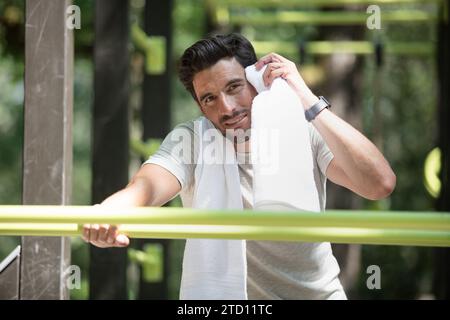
[224,113,248,128]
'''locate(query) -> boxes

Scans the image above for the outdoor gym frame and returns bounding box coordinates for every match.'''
[0,0,448,300]
[0,206,449,247]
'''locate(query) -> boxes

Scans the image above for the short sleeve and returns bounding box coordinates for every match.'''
[143,121,197,190]
[308,124,334,176]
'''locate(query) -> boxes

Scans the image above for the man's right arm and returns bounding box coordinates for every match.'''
[82,163,182,248]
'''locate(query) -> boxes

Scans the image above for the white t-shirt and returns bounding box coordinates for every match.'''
[145,116,346,299]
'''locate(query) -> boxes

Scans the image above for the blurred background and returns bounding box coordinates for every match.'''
[0,0,448,299]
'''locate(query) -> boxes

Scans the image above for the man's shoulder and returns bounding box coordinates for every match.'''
[171,116,207,135]
[168,116,219,144]
[159,117,206,163]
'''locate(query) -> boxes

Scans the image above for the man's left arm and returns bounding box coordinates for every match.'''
[256,52,396,200]
[311,106,396,200]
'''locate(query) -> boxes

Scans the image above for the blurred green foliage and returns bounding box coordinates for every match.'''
[0,0,442,299]
[357,19,437,299]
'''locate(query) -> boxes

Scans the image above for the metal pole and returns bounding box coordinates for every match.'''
[22,0,73,300]
[91,0,130,300]
[139,0,174,300]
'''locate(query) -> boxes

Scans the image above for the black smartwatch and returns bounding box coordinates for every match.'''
[304,96,331,122]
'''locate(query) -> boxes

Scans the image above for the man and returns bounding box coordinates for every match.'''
[82,33,396,299]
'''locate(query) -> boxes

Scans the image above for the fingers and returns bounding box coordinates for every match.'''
[82,224,90,242]
[262,63,285,86]
[259,62,289,87]
[81,224,129,248]
[255,52,287,70]
[106,225,118,245]
[114,234,130,247]
[266,68,288,87]
[89,224,100,242]
[97,224,109,242]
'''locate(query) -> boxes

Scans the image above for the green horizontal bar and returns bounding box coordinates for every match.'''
[230,10,438,26]
[253,41,434,57]
[214,0,443,8]
[0,223,449,247]
[0,206,449,230]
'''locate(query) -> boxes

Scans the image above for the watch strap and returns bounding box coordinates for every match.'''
[305,96,331,122]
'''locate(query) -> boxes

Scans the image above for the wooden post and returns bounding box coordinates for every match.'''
[90,0,130,299]
[21,0,73,300]
[138,0,173,300]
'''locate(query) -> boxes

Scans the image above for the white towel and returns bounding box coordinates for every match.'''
[179,65,322,300]
[179,118,248,300]
[245,65,320,212]
[245,66,346,300]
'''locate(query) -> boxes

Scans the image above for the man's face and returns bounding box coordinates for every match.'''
[193,57,257,136]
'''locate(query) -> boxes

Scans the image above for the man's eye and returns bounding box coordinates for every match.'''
[204,96,214,104]
[229,84,240,91]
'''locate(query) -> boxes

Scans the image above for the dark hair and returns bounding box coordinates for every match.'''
[178,33,257,102]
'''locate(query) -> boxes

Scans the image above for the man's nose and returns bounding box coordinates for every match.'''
[217,93,236,116]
